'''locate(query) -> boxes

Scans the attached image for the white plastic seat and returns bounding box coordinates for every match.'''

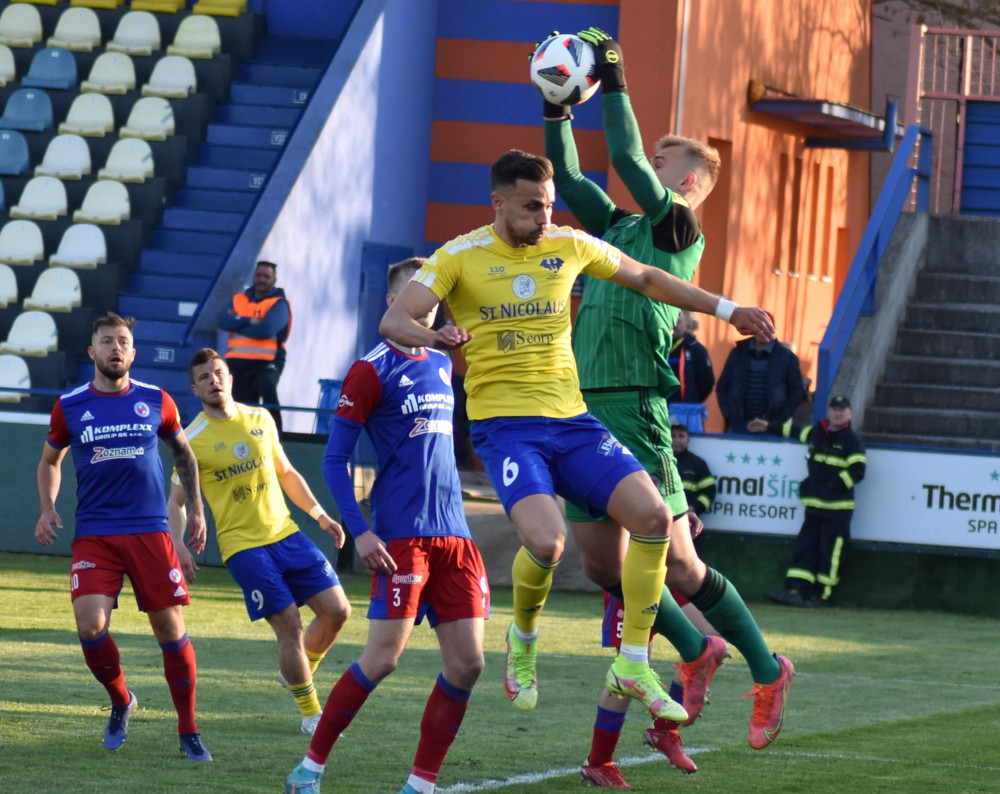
[10,176,68,221]
[142,55,196,98]
[97,138,153,183]
[59,93,115,137]
[49,223,107,269]
[0,220,44,265]
[0,264,18,307]
[0,310,58,356]
[0,4,43,48]
[0,353,30,402]
[48,7,102,52]
[0,43,15,86]
[106,11,161,56]
[119,96,174,141]
[34,134,92,180]
[73,180,130,225]
[80,52,136,95]
[166,15,221,59]
[24,267,82,312]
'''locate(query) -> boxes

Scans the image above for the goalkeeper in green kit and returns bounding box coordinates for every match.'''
[544,27,795,787]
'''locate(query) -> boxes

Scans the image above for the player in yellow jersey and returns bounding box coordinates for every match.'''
[381,149,775,722]
[167,348,351,736]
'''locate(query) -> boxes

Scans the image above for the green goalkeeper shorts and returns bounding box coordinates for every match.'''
[564,388,688,522]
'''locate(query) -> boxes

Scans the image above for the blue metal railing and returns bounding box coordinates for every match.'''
[814,126,933,418]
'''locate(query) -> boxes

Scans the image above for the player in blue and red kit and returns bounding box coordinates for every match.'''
[35,312,212,761]
[286,259,489,794]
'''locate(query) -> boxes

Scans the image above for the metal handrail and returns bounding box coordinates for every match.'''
[814,125,933,418]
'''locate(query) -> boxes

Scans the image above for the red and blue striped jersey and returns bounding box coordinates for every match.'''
[324,343,469,541]
[47,380,182,536]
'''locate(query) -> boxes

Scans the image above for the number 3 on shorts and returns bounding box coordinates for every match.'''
[502,456,519,487]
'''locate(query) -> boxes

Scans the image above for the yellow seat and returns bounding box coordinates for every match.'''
[131,0,185,12]
[0,265,17,308]
[0,353,30,403]
[0,44,16,86]
[106,11,161,56]
[70,0,126,9]
[0,219,44,266]
[10,176,68,221]
[24,267,82,312]
[142,54,196,98]
[73,179,130,225]
[193,0,246,17]
[98,138,154,183]
[80,52,136,95]
[0,4,43,48]
[167,14,221,59]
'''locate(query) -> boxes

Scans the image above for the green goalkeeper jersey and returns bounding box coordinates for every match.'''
[546,92,705,397]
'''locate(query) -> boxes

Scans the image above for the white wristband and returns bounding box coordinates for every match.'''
[309,505,327,520]
[714,298,738,323]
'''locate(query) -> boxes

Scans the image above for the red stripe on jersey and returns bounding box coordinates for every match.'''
[335,359,382,424]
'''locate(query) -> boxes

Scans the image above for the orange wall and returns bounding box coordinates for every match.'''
[614,0,872,430]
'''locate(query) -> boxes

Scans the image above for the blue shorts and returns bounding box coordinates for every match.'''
[226,532,340,621]
[469,414,644,517]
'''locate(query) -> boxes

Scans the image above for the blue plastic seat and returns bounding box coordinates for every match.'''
[22,47,78,91]
[0,129,29,175]
[0,88,53,132]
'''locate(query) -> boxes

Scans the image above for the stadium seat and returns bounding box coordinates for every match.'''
[70,0,126,8]
[59,93,115,137]
[167,15,221,59]
[0,219,44,265]
[0,353,30,402]
[35,134,92,180]
[0,264,18,308]
[132,0,185,12]
[73,179,129,224]
[0,130,30,176]
[0,4,43,48]
[0,43,16,86]
[119,96,174,140]
[97,138,153,182]
[24,267,82,312]
[193,0,247,17]
[142,55,196,98]
[22,47,79,91]
[0,88,54,132]
[0,310,58,356]
[10,176,68,221]
[49,223,106,269]
[80,52,136,95]
[48,7,102,52]
[106,11,161,56]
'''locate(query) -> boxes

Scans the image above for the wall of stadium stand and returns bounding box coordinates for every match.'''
[2,420,996,618]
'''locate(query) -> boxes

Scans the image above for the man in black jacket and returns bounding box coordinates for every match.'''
[671,423,716,517]
[716,329,803,434]
[750,395,867,607]
[668,311,715,404]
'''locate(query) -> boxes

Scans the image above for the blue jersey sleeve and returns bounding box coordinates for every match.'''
[323,415,370,537]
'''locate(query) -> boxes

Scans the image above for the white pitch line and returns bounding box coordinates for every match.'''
[438,746,1000,792]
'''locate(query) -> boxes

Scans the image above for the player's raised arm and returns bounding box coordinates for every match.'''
[35,443,67,546]
[609,253,775,340]
[380,280,471,351]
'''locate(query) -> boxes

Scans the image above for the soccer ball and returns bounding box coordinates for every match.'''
[529,33,600,106]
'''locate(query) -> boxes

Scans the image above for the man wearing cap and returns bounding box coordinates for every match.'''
[749,395,866,607]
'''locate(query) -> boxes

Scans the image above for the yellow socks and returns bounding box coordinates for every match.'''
[620,534,670,648]
[289,679,321,717]
[511,546,559,636]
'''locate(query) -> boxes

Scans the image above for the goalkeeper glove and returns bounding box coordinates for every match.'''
[578,27,626,93]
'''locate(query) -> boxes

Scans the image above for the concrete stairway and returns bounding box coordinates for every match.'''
[863,216,1000,452]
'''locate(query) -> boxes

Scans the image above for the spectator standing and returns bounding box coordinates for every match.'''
[668,311,715,403]
[217,260,291,435]
[750,395,867,607]
[716,326,803,434]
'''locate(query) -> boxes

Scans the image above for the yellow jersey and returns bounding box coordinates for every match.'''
[412,224,621,420]
[174,403,298,563]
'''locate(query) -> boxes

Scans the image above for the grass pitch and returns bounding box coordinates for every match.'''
[2,552,999,793]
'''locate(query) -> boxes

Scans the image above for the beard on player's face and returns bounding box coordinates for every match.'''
[96,356,130,380]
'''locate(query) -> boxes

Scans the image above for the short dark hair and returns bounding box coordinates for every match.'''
[671,422,690,435]
[490,149,554,191]
[387,257,426,295]
[255,260,277,272]
[92,312,136,337]
[188,347,226,382]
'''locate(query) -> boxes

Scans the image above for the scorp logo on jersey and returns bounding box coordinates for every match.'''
[134,402,150,418]
[338,394,354,408]
[497,329,555,353]
[409,417,453,437]
[91,445,145,463]
[539,257,564,274]
[72,560,96,571]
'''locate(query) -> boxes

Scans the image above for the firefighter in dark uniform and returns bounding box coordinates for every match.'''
[750,394,866,607]
[671,422,716,517]
[217,260,292,434]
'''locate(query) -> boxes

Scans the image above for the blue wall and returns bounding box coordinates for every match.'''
[253,0,359,40]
